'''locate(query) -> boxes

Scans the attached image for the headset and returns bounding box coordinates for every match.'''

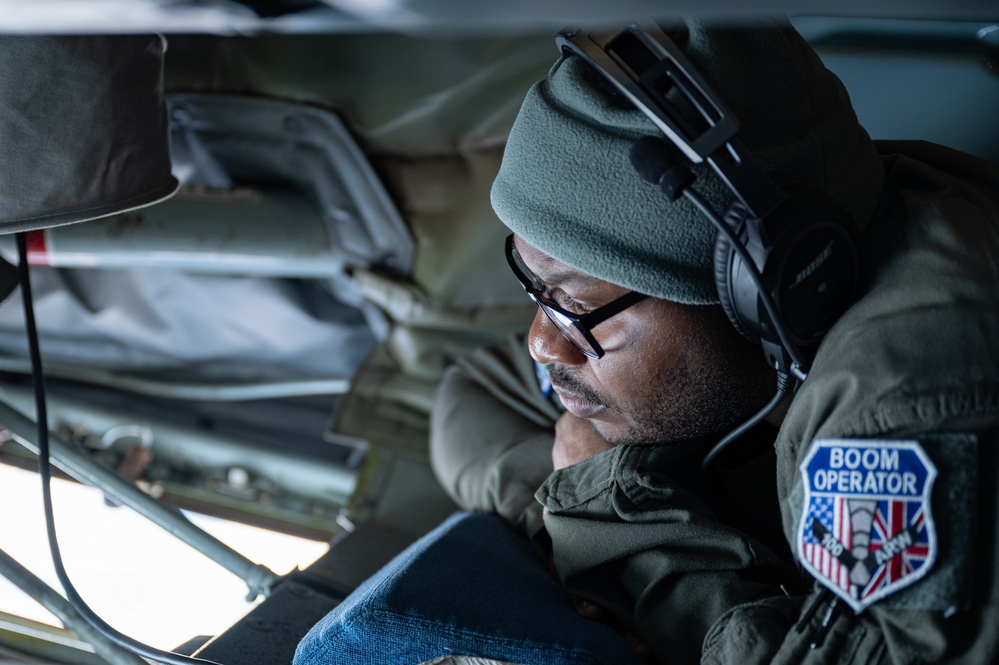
[556,22,862,464]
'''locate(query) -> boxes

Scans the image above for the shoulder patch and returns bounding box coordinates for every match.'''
[797,438,938,613]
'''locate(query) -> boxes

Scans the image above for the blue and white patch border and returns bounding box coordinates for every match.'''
[796,438,939,613]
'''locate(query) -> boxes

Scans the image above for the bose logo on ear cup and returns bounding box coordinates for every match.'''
[790,241,834,290]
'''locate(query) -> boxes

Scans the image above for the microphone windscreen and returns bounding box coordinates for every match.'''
[629,136,680,184]
[630,136,694,201]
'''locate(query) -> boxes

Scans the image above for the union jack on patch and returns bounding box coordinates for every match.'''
[797,439,938,613]
[865,500,931,598]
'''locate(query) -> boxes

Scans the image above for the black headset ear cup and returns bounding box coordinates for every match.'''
[713,202,758,343]
[713,183,861,354]
[769,182,861,344]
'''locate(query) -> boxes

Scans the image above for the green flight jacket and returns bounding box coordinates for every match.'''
[430,141,999,664]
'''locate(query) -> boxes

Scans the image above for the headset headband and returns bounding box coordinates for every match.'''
[556,23,785,221]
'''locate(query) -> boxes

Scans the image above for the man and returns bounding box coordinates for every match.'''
[431,19,999,665]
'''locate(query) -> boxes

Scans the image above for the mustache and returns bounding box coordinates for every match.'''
[546,364,610,409]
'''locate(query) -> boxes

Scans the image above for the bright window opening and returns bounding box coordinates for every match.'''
[0,463,329,651]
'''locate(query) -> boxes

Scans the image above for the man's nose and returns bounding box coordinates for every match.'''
[528,309,586,366]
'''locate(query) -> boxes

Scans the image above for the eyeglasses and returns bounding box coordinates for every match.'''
[505,235,647,359]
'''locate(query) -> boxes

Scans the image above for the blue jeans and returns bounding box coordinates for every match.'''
[294,512,645,665]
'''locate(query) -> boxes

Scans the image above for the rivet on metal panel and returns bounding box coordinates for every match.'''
[288,583,316,599]
[245,617,274,632]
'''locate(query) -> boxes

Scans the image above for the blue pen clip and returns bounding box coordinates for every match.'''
[534,360,553,398]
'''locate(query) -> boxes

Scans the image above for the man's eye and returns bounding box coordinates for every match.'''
[553,291,589,316]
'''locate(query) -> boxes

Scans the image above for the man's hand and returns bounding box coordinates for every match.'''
[552,411,614,470]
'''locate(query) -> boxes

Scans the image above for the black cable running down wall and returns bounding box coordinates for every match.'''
[15,233,225,665]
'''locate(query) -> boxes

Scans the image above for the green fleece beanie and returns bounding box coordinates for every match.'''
[491,21,885,304]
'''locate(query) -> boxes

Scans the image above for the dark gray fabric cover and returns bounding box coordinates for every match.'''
[1,35,178,233]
